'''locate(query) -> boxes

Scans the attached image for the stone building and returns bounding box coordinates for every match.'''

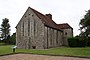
[16,7,73,49]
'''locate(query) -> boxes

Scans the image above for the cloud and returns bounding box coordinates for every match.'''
[0,0,90,36]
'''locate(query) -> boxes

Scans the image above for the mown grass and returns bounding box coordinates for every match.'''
[16,47,90,57]
[0,45,90,57]
[0,45,14,55]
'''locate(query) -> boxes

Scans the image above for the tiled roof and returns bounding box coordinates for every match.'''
[16,7,72,30]
[30,7,63,31]
[57,23,73,29]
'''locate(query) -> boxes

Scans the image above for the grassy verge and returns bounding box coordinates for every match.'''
[0,45,14,55]
[16,47,90,57]
[0,45,90,57]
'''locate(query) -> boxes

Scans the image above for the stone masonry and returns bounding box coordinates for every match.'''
[16,7,73,49]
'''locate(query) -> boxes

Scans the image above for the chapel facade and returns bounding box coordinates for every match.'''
[16,7,73,49]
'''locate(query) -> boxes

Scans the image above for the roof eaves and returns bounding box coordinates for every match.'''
[45,24,63,32]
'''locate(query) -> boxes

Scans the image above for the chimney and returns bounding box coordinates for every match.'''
[45,14,52,20]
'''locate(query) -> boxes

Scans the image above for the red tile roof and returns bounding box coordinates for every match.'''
[16,7,72,30]
[30,7,73,30]
[57,23,73,29]
[30,7,63,31]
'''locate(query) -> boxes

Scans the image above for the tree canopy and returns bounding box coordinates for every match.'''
[0,18,10,39]
[79,10,90,37]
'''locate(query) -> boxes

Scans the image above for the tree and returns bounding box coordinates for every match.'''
[0,18,10,40]
[9,33,16,44]
[79,10,90,37]
[4,33,16,45]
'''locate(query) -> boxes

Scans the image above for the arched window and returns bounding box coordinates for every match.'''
[22,20,24,36]
[28,17,30,36]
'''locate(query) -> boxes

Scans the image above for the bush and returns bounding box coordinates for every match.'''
[68,37,88,47]
[0,33,16,45]
[87,37,90,46]
[8,33,16,45]
[78,37,88,47]
[0,40,3,43]
[68,37,78,47]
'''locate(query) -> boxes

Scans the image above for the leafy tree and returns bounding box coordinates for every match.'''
[79,10,90,37]
[8,33,16,45]
[0,18,10,40]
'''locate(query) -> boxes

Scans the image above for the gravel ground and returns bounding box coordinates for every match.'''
[0,54,90,60]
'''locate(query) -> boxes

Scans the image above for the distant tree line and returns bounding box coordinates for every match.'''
[0,18,16,45]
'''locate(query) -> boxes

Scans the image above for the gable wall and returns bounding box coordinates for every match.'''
[16,7,72,49]
[63,28,73,45]
[16,8,45,49]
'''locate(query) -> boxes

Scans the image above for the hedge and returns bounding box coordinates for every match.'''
[68,37,88,47]
[87,37,90,46]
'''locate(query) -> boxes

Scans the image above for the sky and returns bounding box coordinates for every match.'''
[0,0,90,36]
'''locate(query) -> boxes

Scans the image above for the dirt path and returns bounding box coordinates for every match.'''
[0,54,90,60]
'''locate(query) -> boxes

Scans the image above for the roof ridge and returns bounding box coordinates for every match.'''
[57,23,68,25]
[30,7,45,17]
[57,23,73,29]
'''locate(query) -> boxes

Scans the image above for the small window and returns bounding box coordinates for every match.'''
[25,16,27,17]
[32,15,34,17]
[29,14,30,15]
[65,32,67,35]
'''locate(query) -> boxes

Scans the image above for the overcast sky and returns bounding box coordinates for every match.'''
[0,0,90,36]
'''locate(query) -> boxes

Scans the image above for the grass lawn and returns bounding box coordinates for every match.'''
[0,45,90,57]
[0,45,14,55]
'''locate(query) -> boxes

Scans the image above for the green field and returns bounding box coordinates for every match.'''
[0,45,13,55]
[0,45,90,57]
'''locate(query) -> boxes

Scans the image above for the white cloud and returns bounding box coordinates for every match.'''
[0,0,90,36]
